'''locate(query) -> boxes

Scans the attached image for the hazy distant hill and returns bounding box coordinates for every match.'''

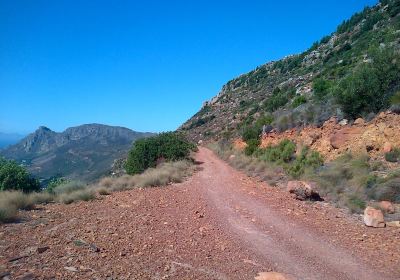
[0,124,154,182]
[0,132,25,149]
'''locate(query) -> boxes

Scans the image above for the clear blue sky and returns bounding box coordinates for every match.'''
[0,0,377,134]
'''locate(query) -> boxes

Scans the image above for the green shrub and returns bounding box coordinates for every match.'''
[244,139,260,156]
[347,195,367,213]
[334,48,400,118]
[385,148,400,162]
[286,147,324,178]
[391,91,400,105]
[241,126,260,143]
[46,178,69,193]
[263,87,296,112]
[53,181,86,195]
[292,95,307,108]
[313,78,332,100]
[260,139,296,163]
[125,132,196,175]
[0,157,40,192]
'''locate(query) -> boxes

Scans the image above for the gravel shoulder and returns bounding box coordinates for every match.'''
[1,147,399,279]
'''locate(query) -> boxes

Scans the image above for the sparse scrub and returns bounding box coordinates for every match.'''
[93,160,195,192]
[0,190,55,223]
[97,188,111,195]
[52,181,86,195]
[385,148,400,162]
[57,189,95,204]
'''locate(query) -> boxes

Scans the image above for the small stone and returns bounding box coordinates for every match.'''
[37,246,50,254]
[383,142,392,153]
[64,266,78,272]
[386,221,400,228]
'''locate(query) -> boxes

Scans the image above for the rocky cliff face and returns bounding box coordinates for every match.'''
[0,124,154,182]
[258,111,400,162]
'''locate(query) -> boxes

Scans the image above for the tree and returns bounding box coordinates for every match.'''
[334,48,400,118]
[0,157,40,192]
[125,132,196,175]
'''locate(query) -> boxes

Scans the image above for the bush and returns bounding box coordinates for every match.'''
[0,157,40,192]
[385,148,400,162]
[244,139,260,156]
[260,139,296,163]
[334,48,400,119]
[125,132,196,175]
[313,78,332,100]
[57,189,95,204]
[292,95,307,108]
[287,147,324,178]
[52,181,86,195]
[46,178,69,193]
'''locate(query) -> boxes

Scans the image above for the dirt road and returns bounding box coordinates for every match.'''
[1,147,399,279]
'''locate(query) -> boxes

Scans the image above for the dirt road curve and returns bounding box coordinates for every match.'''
[1,147,400,280]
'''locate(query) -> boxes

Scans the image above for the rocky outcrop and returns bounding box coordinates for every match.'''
[363,207,385,228]
[261,112,400,162]
[286,181,322,201]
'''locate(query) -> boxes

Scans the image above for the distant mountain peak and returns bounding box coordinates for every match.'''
[0,124,154,181]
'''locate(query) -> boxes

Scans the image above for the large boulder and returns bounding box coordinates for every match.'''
[286,181,322,201]
[378,201,395,214]
[329,127,363,149]
[363,207,385,228]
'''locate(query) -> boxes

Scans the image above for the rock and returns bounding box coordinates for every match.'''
[338,119,348,126]
[363,207,385,228]
[255,272,294,280]
[378,201,395,214]
[286,181,322,201]
[229,155,236,160]
[89,244,100,252]
[354,118,365,125]
[64,266,78,272]
[386,221,400,228]
[383,142,392,153]
[37,246,49,254]
[329,127,363,149]
[198,140,203,145]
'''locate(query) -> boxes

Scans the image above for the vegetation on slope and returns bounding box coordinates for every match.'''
[182,0,400,141]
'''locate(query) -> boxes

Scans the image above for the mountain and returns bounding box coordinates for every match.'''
[181,0,400,141]
[0,132,25,149]
[0,124,154,182]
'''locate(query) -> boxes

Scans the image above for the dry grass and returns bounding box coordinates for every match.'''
[208,142,284,187]
[0,161,195,223]
[94,160,195,192]
[0,191,55,223]
[57,189,95,204]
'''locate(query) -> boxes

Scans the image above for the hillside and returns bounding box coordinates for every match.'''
[181,0,400,142]
[0,124,154,182]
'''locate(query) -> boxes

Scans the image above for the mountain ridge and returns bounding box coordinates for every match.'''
[0,123,154,182]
